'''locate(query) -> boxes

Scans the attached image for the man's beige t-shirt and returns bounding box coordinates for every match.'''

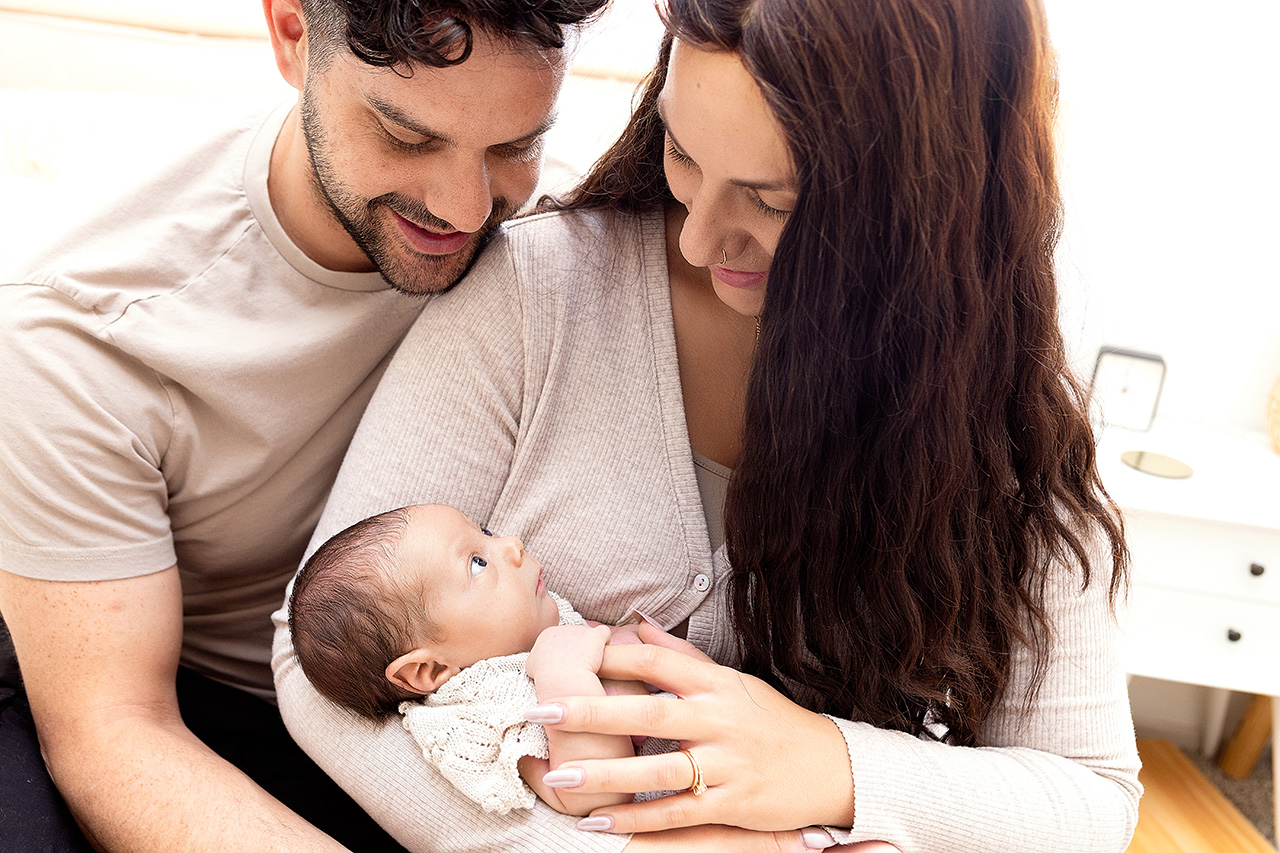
[0,104,425,698]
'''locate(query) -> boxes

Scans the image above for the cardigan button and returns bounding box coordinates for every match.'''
[692,573,711,592]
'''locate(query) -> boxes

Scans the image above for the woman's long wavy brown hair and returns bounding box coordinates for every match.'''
[554,0,1125,746]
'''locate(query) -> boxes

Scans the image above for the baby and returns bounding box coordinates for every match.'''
[288,503,647,816]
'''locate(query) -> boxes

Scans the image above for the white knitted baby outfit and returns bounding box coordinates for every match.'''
[399,592,584,814]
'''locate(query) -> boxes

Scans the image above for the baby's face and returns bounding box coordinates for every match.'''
[401,504,562,667]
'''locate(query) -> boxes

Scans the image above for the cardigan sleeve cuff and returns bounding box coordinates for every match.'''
[820,714,924,846]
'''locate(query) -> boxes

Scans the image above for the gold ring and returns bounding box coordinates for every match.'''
[681,748,707,796]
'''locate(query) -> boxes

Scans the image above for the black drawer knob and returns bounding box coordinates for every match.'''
[1250,563,1265,577]
[1227,629,1242,642]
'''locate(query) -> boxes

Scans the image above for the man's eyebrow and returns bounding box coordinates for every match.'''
[657,101,794,193]
[367,94,558,148]
[367,95,450,142]
[499,111,558,148]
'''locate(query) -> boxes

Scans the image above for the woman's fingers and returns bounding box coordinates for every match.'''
[546,750,702,795]
[578,790,708,834]
[593,641,724,695]
[618,825,866,852]
[635,619,716,663]
[527,691,705,740]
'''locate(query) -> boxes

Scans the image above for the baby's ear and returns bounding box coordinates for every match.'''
[386,648,456,695]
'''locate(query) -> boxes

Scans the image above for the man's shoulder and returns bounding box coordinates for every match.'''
[4,106,283,308]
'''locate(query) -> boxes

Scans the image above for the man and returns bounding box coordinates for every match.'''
[0,0,605,849]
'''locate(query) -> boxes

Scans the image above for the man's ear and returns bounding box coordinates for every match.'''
[386,648,458,695]
[262,0,309,91]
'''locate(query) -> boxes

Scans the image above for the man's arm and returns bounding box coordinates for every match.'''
[0,566,346,852]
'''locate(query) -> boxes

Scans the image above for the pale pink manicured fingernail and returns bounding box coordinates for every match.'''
[524,703,565,724]
[801,827,837,849]
[630,609,659,626]
[542,767,585,788]
[577,815,614,832]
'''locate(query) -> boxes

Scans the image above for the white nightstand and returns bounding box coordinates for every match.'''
[1096,419,1280,830]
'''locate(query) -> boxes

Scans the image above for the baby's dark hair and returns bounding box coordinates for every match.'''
[290,506,438,718]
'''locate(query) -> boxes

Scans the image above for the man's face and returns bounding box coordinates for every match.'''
[300,33,567,294]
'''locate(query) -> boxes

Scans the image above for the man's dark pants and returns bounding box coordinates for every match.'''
[0,616,406,852]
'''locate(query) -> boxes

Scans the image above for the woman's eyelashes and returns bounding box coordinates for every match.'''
[753,195,790,220]
[664,136,790,220]
[665,139,696,169]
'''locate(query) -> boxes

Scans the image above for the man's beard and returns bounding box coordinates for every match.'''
[299,88,519,296]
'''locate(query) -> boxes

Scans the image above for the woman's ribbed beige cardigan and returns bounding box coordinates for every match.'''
[272,207,1141,852]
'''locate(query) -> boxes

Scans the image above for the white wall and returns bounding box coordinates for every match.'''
[1047,0,1280,752]
[1049,0,1280,434]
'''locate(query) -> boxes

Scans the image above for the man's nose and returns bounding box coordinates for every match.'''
[421,155,493,234]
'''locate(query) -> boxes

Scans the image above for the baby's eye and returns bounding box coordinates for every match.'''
[481,528,493,537]
[469,555,488,576]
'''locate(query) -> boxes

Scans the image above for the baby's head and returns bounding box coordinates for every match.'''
[290,503,561,718]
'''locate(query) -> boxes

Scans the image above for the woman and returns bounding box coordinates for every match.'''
[272,0,1142,849]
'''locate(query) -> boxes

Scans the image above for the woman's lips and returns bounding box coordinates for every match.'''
[711,265,766,289]
[394,213,471,255]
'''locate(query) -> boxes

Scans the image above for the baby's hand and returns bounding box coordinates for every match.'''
[525,623,612,683]
[608,623,644,646]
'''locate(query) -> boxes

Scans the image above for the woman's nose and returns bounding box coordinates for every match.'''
[679,188,736,268]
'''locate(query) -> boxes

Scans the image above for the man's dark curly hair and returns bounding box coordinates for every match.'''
[301,0,609,71]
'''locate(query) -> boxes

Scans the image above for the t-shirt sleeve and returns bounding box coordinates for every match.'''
[821,542,1142,851]
[0,284,176,580]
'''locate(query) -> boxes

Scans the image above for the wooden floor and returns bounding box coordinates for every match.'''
[1127,739,1276,853]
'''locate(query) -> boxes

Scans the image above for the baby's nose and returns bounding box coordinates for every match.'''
[504,536,524,565]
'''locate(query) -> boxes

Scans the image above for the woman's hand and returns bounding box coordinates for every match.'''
[622,825,897,852]
[620,619,715,661]
[525,622,856,834]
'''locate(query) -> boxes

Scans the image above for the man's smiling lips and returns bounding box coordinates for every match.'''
[393,212,471,255]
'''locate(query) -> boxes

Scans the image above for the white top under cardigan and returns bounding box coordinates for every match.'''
[271,207,1142,852]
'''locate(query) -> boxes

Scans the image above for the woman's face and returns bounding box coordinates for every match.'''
[659,39,797,318]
